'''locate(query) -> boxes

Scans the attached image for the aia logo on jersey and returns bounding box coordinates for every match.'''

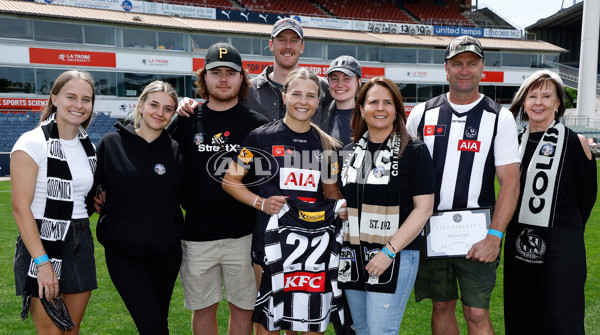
[424,124,446,136]
[280,168,320,192]
[458,140,481,152]
[284,271,325,292]
[272,145,295,157]
[299,210,325,222]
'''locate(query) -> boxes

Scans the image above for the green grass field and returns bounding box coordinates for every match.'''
[0,161,599,334]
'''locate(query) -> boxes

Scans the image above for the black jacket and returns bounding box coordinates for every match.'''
[95,122,184,257]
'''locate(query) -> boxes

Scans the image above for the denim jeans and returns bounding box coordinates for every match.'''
[344,249,419,335]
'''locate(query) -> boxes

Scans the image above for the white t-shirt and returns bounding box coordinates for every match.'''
[11,127,94,219]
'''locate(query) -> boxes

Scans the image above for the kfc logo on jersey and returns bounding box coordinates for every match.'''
[424,124,446,136]
[284,271,325,292]
[280,168,320,192]
[458,140,481,152]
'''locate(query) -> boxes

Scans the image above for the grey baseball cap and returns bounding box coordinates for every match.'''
[205,42,242,72]
[445,35,484,60]
[272,18,303,39]
[327,55,362,77]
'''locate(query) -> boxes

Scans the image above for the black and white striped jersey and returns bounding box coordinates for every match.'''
[255,198,345,332]
[406,93,519,210]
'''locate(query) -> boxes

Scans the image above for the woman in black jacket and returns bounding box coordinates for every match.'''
[95,81,184,334]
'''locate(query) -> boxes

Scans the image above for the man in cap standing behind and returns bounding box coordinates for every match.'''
[168,42,269,335]
[243,17,331,122]
[177,18,331,124]
[406,35,520,334]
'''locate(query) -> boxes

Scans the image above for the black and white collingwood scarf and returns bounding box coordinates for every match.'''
[21,113,96,327]
[338,131,402,293]
[511,119,567,267]
[518,119,567,228]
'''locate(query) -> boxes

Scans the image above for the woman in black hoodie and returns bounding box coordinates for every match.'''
[95,81,184,334]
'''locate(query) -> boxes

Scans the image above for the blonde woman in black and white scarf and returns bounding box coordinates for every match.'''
[11,70,98,333]
[504,70,597,334]
[338,77,435,334]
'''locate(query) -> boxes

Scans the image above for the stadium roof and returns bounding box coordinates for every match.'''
[526,1,583,30]
[0,0,566,53]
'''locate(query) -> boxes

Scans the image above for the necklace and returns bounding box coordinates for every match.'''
[528,138,539,144]
[60,138,79,148]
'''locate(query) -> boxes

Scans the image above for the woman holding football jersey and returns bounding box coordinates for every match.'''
[223,68,347,334]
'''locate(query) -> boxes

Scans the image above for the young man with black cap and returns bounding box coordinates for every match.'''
[406,35,520,335]
[168,42,269,335]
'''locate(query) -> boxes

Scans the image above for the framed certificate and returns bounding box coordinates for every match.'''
[424,207,492,259]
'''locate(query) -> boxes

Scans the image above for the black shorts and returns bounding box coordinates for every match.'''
[14,218,98,295]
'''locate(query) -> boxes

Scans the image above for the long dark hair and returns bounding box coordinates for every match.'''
[350,77,409,157]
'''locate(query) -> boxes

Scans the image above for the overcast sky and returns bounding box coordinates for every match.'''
[477,0,584,29]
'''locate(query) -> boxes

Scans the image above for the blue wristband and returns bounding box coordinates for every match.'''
[488,229,504,239]
[381,246,395,259]
[34,254,49,266]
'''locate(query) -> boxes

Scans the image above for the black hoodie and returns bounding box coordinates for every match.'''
[95,122,184,257]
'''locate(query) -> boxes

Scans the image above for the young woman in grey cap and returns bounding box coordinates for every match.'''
[320,55,363,147]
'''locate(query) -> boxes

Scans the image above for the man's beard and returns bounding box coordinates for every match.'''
[208,85,240,103]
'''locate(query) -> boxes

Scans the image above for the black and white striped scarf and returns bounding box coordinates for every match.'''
[339,131,402,292]
[21,113,96,324]
[517,119,566,228]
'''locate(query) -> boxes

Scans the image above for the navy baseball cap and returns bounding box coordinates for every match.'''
[205,42,242,72]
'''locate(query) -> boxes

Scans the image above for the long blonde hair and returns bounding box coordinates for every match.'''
[40,70,96,129]
[128,81,178,129]
[283,68,341,151]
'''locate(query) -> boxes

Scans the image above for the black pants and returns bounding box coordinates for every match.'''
[504,262,586,335]
[105,243,182,335]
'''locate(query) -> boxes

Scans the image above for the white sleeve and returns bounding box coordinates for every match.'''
[11,128,47,167]
[494,107,520,166]
[406,102,426,137]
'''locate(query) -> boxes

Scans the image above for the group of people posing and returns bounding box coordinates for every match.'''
[11,17,597,335]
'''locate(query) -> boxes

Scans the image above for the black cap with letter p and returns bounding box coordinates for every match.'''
[205,42,242,72]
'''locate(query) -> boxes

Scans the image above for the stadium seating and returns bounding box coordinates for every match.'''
[320,0,416,23]
[0,112,117,152]
[404,2,475,27]
[143,0,477,26]
[239,0,325,16]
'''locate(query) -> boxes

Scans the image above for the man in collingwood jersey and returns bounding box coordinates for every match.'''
[406,35,520,335]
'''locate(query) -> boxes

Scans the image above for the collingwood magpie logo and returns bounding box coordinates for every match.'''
[465,126,477,139]
[515,228,546,262]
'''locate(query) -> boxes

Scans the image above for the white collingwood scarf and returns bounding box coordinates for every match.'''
[517,119,567,227]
